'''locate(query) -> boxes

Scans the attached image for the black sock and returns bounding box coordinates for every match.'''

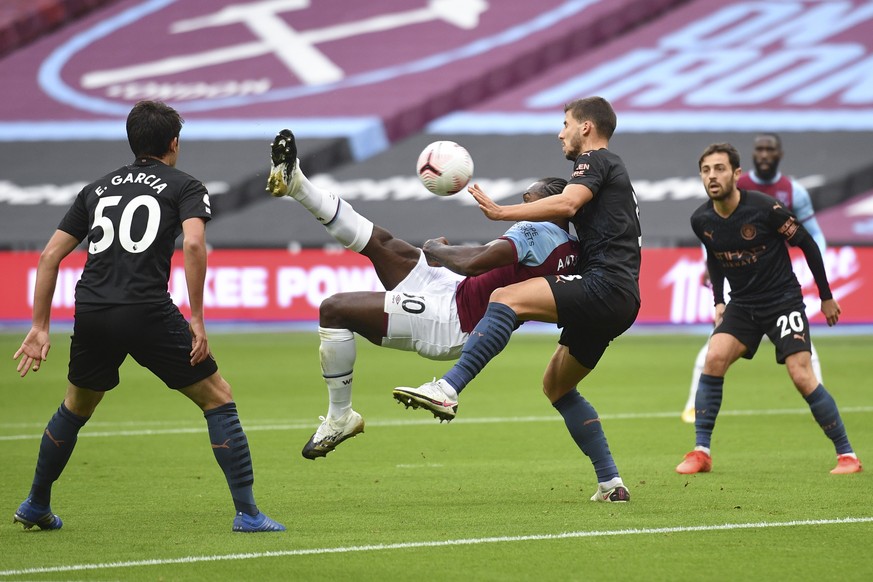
[805,384,852,455]
[553,389,619,482]
[694,374,724,449]
[29,402,89,506]
[204,402,258,516]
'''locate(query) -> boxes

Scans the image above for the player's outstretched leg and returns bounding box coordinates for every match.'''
[13,401,90,531]
[394,301,518,421]
[266,129,373,252]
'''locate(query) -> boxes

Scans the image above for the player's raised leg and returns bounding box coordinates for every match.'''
[394,277,557,421]
[267,129,422,290]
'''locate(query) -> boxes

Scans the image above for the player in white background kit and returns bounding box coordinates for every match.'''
[266,130,579,458]
[682,133,828,423]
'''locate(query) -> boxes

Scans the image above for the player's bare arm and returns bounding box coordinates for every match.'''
[713,303,726,327]
[182,217,210,366]
[468,183,592,222]
[821,298,841,327]
[13,230,79,378]
[422,237,516,276]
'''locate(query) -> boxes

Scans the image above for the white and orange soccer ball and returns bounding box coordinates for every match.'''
[416,140,474,196]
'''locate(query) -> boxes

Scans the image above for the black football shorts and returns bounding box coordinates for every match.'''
[68,301,218,391]
[714,300,812,364]
[546,274,640,369]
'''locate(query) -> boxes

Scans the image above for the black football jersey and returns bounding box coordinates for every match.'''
[691,189,809,309]
[57,158,212,306]
[567,148,642,301]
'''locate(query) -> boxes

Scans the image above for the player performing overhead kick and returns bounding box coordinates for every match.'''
[267,130,579,460]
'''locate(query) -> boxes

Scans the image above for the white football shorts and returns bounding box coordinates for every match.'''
[382,252,467,360]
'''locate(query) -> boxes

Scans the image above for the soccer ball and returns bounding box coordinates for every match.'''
[416,140,474,196]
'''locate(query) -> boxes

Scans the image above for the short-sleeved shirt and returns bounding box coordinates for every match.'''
[690,189,810,311]
[455,221,579,332]
[567,149,642,302]
[58,158,212,308]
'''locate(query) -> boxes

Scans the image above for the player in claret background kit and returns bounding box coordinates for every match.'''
[266,130,579,459]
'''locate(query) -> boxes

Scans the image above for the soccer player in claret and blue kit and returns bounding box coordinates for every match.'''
[12,100,285,532]
[266,130,579,460]
[675,142,861,476]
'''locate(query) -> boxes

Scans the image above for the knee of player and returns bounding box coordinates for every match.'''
[541,372,560,400]
[319,294,348,327]
[489,287,519,311]
[703,352,731,375]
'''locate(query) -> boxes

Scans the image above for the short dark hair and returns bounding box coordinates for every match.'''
[699,143,741,171]
[529,177,567,196]
[755,132,782,148]
[564,96,617,140]
[126,100,183,158]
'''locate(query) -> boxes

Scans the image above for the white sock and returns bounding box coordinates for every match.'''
[293,167,341,224]
[437,378,458,400]
[599,476,624,490]
[694,445,711,456]
[325,199,374,252]
[292,168,373,251]
[318,327,356,419]
[810,341,823,384]
[685,341,708,410]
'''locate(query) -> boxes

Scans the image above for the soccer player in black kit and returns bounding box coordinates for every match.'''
[395,96,642,502]
[676,142,861,475]
[11,101,285,532]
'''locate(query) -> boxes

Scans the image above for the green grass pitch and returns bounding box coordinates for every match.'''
[1,331,871,580]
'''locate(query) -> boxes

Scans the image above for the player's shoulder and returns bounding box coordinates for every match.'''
[586,147,626,168]
[736,172,755,187]
[514,220,574,240]
[743,189,778,207]
[691,199,713,221]
[91,164,132,184]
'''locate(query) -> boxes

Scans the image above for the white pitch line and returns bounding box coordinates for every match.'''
[1,406,872,441]
[1,517,871,577]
